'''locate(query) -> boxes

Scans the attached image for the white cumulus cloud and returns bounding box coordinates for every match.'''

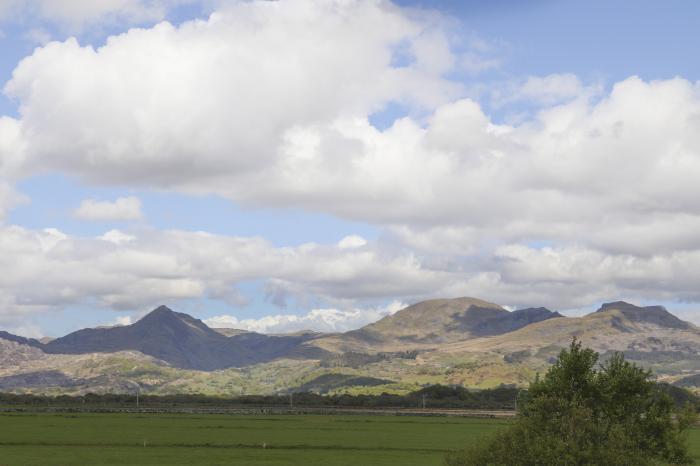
[3,0,459,188]
[73,196,143,221]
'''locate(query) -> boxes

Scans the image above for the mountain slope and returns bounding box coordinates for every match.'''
[397,301,700,392]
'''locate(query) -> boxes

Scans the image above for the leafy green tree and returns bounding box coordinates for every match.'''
[446,339,696,466]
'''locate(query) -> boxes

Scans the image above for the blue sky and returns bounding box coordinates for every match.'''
[407,0,700,79]
[0,0,699,336]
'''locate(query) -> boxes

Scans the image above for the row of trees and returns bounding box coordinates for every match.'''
[0,384,521,410]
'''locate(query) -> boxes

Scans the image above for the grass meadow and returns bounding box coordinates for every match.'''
[0,412,698,465]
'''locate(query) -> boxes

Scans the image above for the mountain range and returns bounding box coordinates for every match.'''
[1,298,700,396]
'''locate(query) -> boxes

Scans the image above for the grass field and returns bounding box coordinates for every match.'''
[0,412,698,465]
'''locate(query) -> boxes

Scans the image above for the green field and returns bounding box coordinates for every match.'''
[0,412,698,465]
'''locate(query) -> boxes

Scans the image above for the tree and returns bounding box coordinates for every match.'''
[445,339,696,466]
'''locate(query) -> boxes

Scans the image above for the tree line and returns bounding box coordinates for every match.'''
[0,384,528,409]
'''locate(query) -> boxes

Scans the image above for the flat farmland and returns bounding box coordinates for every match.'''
[0,412,505,465]
[0,412,698,465]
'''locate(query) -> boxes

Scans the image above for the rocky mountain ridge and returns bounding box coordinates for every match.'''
[1,298,699,395]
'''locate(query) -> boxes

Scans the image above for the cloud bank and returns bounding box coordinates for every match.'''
[0,0,699,329]
[1,224,700,330]
[204,301,405,334]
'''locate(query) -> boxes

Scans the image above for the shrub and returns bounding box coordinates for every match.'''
[446,339,696,466]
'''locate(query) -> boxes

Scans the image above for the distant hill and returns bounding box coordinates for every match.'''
[358,297,510,343]
[43,306,250,370]
[436,301,700,361]
[362,298,563,342]
[313,297,562,352]
[42,305,325,370]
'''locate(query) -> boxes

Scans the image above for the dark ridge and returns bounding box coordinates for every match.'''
[0,331,44,349]
[595,301,691,330]
[293,373,394,394]
[597,301,643,313]
[447,305,511,334]
[468,307,563,337]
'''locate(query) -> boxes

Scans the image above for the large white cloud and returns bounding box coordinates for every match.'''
[7,33,700,257]
[3,0,458,186]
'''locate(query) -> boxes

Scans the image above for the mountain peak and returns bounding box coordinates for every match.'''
[135,305,215,337]
[140,304,191,322]
[595,301,690,329]
[146,305,177,317]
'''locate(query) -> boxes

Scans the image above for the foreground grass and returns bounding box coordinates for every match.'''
[0,412,697,465]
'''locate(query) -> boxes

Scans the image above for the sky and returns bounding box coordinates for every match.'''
[1,0,700,337]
